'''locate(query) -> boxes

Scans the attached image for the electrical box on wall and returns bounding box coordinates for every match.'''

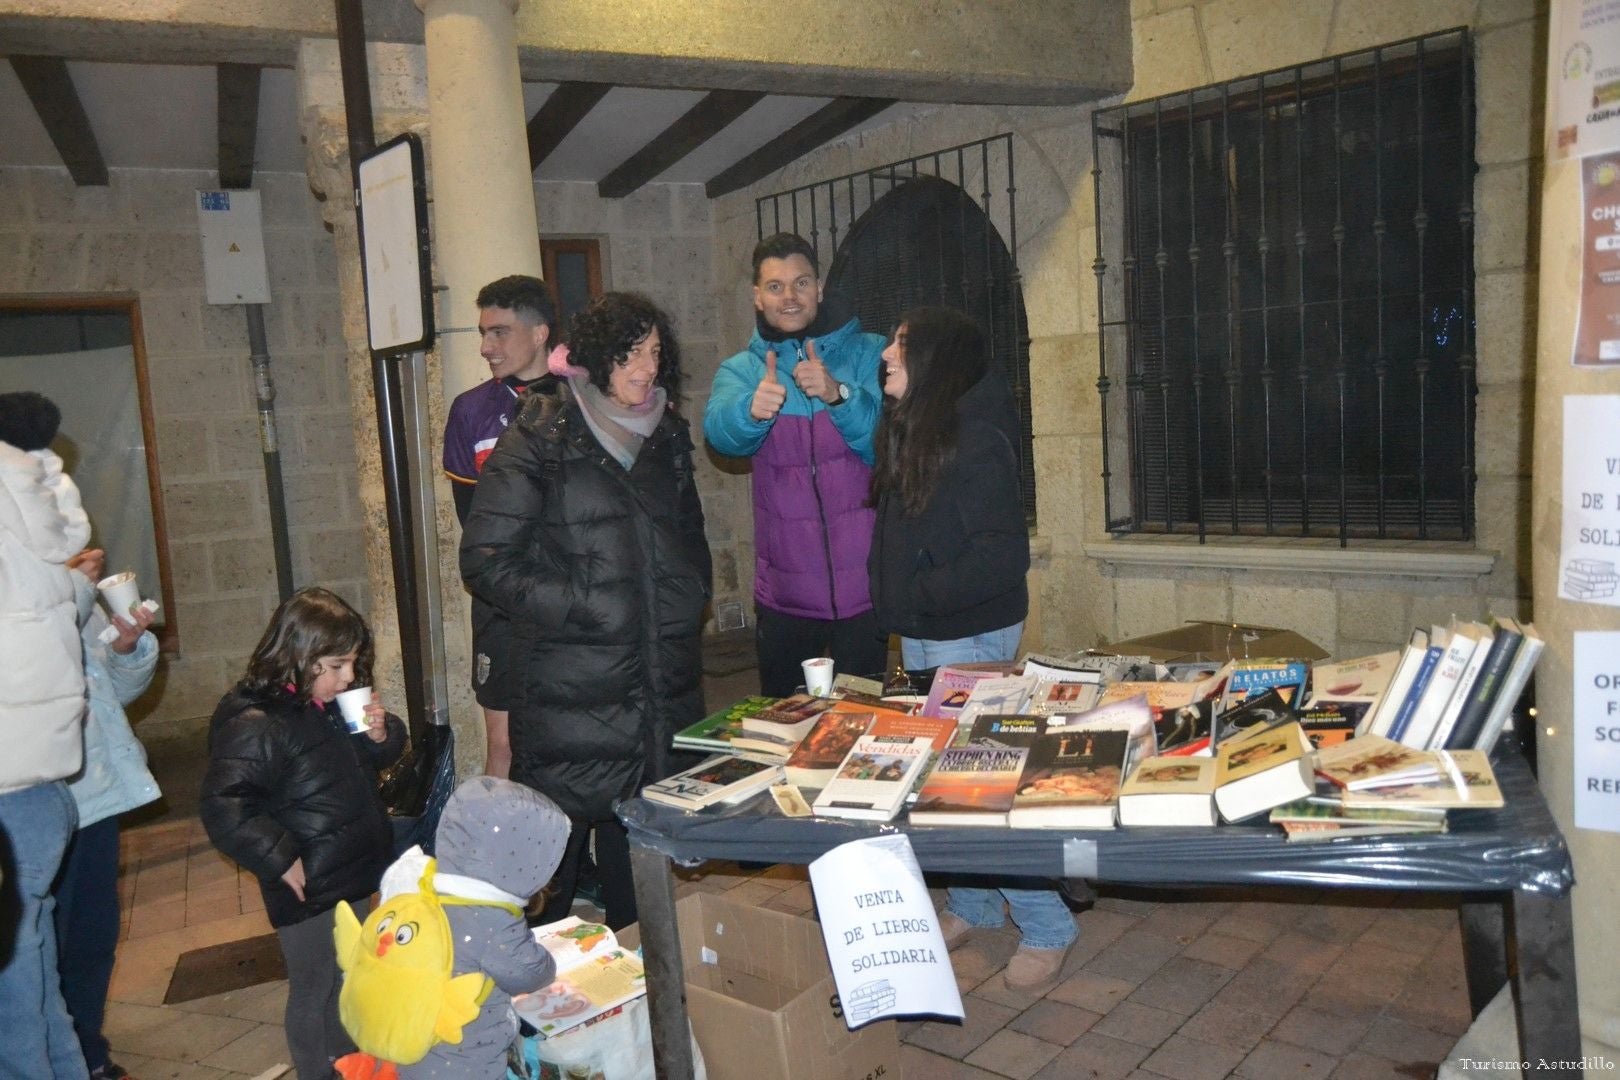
[196,190,271,305]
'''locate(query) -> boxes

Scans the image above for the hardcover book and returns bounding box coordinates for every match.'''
[1362,629,1432,738]
[781,710,876,788]
[1313,735,1439,791]
[1307,651,1401,706]
[921,664,1008,719]
[641,754,784,811]
[1218,659,1310,713]
[1006,727,1131,829]
[810,735,935,822]
[740,694,835,740]
[671,695,778,752]
[908,745,1030,826]
[1213,722,1314,822]
[1339,750,1504,810]
[1117,754,1218,827]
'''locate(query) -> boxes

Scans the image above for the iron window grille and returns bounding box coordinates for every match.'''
[1091,28,1476,544]
[755,134,1036,524]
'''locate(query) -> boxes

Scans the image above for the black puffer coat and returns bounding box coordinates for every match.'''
[200,687,405,927]
[460,387,711,822]
[868,369,1029,642]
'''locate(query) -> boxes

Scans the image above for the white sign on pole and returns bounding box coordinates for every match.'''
[1560,396,1620,605]
[1574,631,1620,832]
[807,835,964,1029]
[1551,0,1620,160]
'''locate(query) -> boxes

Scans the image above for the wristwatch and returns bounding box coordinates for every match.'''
[828,382,851,406]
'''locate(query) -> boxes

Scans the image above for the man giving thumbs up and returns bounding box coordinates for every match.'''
[703,233,888,695]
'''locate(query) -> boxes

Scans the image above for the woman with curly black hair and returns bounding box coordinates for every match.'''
[460,292,711,928]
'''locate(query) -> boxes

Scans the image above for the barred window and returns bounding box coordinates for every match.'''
[1092,29,1475,542]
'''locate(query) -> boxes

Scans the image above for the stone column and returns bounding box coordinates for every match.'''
[1530,31,1620,1064]
[414,0,543,395]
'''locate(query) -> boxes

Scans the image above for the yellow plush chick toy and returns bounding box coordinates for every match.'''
[333,859,491,1065]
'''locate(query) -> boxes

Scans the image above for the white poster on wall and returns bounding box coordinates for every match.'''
[1551,0,1620,160]
[1574,631,1620,832]
[808,835,963,1029]
[1560,395,1620,605]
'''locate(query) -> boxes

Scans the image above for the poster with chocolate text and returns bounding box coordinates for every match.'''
[1576,153,1620,367]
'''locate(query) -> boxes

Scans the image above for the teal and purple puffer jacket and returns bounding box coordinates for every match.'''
[703,315,885,621]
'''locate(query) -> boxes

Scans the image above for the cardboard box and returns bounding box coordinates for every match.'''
[620,892,899,1080]
[1103,621,1328,664]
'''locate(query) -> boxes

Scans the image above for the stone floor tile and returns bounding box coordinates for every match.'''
[1008,999,1101,1046]
[1127,956,1235,1016]
[1091,1000,1185,1049]
[1175,1001,1277,1054]
[1135,904,1217,946]
[1084,929,1183,985]
[1327,1051,1408,1079]
[899,1043,1008,1079]
[104,1000,180,1039]
[1137,1033,1248,1080]
[186,850,239,887]
[195,1022,290,1073]
[168,979,288,1022]
[1233,1037,1338,1078]
[1287,903,1381,945]
[1094,893,1161,918]
[127,897,187,940]
[963,1029,1065,1079]
[1205,959,1317,1020]
[1048,970,1137,1014]
[904,997,1020,1059]
[1353,909,1455,954]
[1355,1016,1457,1065]
[1268,1002,1379,1056]
[100,1052,240,1080]
[1386,964,1472,1037]
[114,1009,257,1063]
[1256,931,1346,976]
[1031,1031,1151,1080]
[1180,932,1266,970]
[1207,908,1286,945]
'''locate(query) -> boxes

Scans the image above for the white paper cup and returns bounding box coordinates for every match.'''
[335,686,373,734]
[802,657,835,697]
[97,571,141,618]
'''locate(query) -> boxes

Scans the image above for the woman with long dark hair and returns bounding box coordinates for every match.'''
[868,305,1076,992]
[460,292,711,930]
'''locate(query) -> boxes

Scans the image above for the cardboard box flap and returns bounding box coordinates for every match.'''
[1103,621,1328,663]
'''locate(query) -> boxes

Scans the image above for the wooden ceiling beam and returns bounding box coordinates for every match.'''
[216,62,261,190]
[705,97,893,199]
[598,89,763,199]
[8,55,107,186]
[527,81,612,172]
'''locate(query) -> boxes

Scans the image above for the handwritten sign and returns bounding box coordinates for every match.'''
[808,835,963,1028]
[1575,631,1620,833]
[1560,396,1620,606]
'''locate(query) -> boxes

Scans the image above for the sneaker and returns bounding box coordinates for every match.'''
[938,911,975,952]
[91,1064,136,1080]
[1003,940,1076,994]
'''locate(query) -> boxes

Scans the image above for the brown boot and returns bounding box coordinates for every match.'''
[1003,940,1076,993]
[938,911,975,952]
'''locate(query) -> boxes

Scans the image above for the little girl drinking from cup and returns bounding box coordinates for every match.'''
[200,586,405,1080]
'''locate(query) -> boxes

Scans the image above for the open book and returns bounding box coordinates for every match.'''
[513,916,648,1037]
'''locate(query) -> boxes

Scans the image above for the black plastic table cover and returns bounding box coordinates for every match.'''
[619,743,1573,896]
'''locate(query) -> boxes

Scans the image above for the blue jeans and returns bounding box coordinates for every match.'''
[905,624,1080,952]
[56,816,122,1072]
[0,781,88,1080]
[900,622,1026,671]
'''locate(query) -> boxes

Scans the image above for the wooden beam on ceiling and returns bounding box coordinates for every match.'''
[8,55,107,186]
[706,97,893,199]
[216,62,261,190]
[599,89,764,199]
[528,82,612,172]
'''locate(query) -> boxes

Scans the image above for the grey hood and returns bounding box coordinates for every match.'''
[434,776,570,899]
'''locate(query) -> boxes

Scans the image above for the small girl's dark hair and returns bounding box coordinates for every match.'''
[241,587,373,700]
[0,391,62,451]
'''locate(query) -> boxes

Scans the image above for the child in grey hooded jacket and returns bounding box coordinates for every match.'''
[399,776,570,1079]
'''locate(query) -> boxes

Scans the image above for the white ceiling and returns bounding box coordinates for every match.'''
[0,60,904,186]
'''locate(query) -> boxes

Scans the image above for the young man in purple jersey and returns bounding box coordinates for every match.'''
[443,275,556,777]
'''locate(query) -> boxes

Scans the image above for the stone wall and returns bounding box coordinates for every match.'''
[705,0,1546,661]
[0,165,365,733]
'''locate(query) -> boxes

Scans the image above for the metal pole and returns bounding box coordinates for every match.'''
[245,304,294,601]
[336,0,428,733]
